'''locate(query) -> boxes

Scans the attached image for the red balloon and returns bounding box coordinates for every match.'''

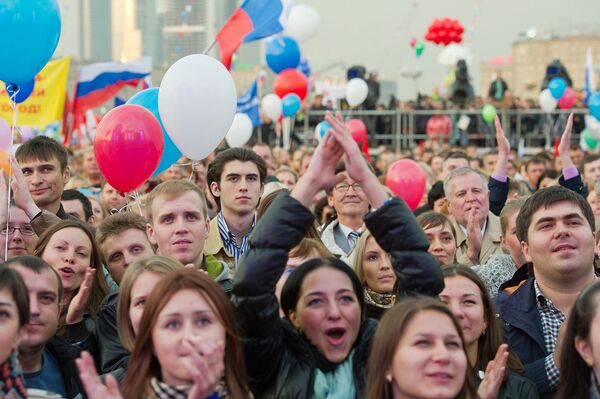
[94,104,164,193]
[274,68,308,100]
[346,119,367,144]
[558,87,577,109]
[345,119,371,162]
[385,160,426,210]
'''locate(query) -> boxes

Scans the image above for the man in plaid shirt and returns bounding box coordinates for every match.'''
[497,186,598,398]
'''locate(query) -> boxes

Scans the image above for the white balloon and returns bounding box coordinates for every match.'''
[261,93,282,121]
[585,115,600,140]
[158,54,237,160]
[345,78,368,107]
[284,4,320,43]
[226,113,254,147]
[539,89,557,112]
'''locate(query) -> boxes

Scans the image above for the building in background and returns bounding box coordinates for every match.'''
[480,34,600,99]
[112,0,142,62]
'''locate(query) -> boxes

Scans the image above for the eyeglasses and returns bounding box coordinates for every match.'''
[334,183,362,193]
[0,225,36,236]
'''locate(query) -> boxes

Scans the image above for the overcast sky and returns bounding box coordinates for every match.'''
[297,0,600,101]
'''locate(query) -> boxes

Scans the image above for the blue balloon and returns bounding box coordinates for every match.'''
[0,0,61,85]
[282,93,301,117]
[319,121,332,139]
[265,36,301,74]
[589,93,600,121]
[127,88,182,177]
[5,80,35,104]
[298,58,311,77]
[548,77,567,100]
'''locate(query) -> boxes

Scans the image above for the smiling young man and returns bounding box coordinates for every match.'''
[444,167,504,266]
[206,148,266,271]
[146,180,232,292]
[6,256,84,398]
[15,136,71,219]
[497,186,599,396]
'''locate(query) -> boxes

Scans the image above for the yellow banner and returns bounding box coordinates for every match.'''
[0,57,70,127]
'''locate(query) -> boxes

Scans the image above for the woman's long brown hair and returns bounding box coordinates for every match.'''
[121,268,248,398]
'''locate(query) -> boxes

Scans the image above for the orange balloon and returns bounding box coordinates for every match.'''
[0,149,10,173]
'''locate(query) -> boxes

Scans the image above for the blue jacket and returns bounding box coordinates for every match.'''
[496,277,551,397]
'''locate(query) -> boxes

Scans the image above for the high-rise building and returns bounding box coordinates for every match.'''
[138,0,166,67]
[56,0,112,62]
[112,0,142,62]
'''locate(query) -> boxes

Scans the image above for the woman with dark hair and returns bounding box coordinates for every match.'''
[556,280,600,398]
[232,112,443,398]
[0,267,29,398]
[33,220,108,325]
[440,265,539,398]
[77,268,249,398]
[366,297,478,399]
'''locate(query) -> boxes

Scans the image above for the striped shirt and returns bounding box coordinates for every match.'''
[217,211,255,265]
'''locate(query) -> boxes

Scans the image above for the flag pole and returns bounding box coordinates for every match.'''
[203,39,217,55]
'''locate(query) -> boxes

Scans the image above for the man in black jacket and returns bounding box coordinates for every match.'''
[7,256,84,398]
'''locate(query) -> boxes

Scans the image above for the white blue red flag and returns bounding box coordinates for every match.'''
[216,0,291,69]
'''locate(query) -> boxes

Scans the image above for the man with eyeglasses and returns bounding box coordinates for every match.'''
[321,162,370,267]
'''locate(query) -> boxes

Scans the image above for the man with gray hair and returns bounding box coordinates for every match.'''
[444,166,504,265]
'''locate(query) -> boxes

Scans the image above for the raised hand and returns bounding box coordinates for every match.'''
[65,267,96,324]
[477,344,509,399]
[558,113,575,169]
[76,351,123,399]
[10,157,41,219]
[466,208,483,264]
[185,339,225,399]
[492,115,510,177]
[291,128,344,207]
[324,111,388,208]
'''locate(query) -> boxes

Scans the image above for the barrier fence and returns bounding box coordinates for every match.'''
[298,108,590,153]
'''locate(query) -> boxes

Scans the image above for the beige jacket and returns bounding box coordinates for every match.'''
[451,211,505,266]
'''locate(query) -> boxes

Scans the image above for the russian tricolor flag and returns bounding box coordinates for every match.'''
[71,57,152,131]
[216,0,291,69]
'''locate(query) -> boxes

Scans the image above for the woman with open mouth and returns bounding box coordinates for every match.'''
[33,220,109,342]
[231,112,443,398]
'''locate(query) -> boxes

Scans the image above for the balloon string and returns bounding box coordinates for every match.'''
[111,191,144,216]
[188,161,199,182]
[5,86,18,260]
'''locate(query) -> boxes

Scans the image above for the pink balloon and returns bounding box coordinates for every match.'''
[346,119,367,145]
[558,87,577,109]
[385,160,427,210]
[0,119,11,150]
[94,104,164,193]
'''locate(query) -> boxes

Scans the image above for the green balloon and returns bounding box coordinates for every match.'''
[481,104,496,124]
[415,42,425,57]
[583,129,598,149]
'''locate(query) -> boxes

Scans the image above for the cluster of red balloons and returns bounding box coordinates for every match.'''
[424,18,464,46]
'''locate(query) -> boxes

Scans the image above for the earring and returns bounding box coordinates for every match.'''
[482,328,486,336]
[386,374,392,383]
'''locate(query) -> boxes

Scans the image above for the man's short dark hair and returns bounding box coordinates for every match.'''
[580,154,600,173]
[443,151,470,163]
[61,189,93,221]
[96,211,149,249]
[15,136,69,172]
[516,186,595,244]
[4,255,63,303]
[525,156,546,171]
[207,147,267,208]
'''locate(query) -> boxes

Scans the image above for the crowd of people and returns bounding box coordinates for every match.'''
[0,109,600,399]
